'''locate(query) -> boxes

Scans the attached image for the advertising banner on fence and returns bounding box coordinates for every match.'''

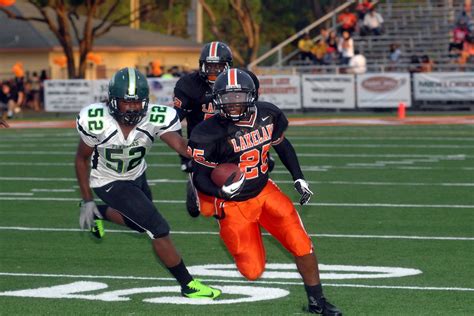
[258,75,301,109]
[45,78,179,112]
[44,80,92,112]
[413,72,474,100]
[357,73,411,108]
[302,74,355,109]
[148,78,178,106]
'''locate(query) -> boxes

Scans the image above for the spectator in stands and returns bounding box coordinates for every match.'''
[449,24,469,57]
[408,55,422,73]
[356,0,373,21]
[455,10,473,29]
[298,33,315,63]
[311,39,329,65]
[458,33,474,64]
[325,30,339,64]
[348,49,367,74]
[389,43,402,64]
[420,55,434,72]
[338,30,354,65]
[362,7,384,36]
[337,8,358,35]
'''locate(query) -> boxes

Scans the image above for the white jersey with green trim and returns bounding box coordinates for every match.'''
[76,102,181,188]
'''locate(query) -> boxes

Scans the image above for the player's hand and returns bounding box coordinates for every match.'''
[219,172,246,199]
[294,179,313,205]
[79,200,102,230]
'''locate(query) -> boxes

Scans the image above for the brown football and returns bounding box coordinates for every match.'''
[211,163,242,187]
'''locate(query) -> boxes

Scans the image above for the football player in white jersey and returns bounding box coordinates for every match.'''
[74,67,220,299]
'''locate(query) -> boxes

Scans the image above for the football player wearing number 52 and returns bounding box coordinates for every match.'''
[74,67,220,299]
[188,69,341,315]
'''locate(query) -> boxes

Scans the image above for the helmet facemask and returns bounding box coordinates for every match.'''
[214,90,255,122]
[201,61,229,84]
[109,98,149,126]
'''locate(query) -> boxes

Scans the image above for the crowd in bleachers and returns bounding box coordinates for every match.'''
[296,1,474,71]
[296,1,382,71]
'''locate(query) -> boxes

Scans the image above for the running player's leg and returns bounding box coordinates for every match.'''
[219,201,266,280]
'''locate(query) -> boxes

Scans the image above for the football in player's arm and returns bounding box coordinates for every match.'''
[74,67,220,299]
[188,68,341,315]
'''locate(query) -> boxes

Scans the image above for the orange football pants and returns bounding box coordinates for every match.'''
[197,180,313,280]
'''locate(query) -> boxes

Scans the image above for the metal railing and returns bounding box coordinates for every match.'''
[248,1,359,69]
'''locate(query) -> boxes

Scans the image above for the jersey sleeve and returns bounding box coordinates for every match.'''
[188,135,221,197]
[148,105,182,138]
[173,78,193,120]
[76,104,104,147]
[264,102,289,145]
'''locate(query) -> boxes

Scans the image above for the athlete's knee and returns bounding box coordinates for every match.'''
[236,259,265,281]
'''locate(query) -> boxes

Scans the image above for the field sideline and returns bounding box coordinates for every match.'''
[0,120,473,315]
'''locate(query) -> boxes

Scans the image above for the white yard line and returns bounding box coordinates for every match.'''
[0,196,473,208]
[0,151,472,159]
[0,226,472,241]
[1,176,472,187]
[1,143,474,149]
[0,272,472,292]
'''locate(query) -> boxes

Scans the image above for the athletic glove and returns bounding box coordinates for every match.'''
[218,172,246,199]
[79,200,102,230]
[294,179,314,205]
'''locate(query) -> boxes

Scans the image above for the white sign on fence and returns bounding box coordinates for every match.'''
[44,80,92,112]
[302,74,355,109]
[148,78,179,106]
[357,73,411,108]
[413,72,474,100]
[258,75,301,110]
[45,78,179,112]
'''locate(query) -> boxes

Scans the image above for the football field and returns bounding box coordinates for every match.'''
[0,122,473,315]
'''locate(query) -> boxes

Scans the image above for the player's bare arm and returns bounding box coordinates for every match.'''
[74,139,94,202]
[160,131,191,158]
[0,119,9,128]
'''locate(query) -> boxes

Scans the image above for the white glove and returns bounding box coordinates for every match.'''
[294,179,314,205]
[79,200,102,230]
[219,172,246,199]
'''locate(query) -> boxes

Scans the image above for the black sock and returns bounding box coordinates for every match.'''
[167,260,193,288]
[305,283,324,302]
[96,205,108,219]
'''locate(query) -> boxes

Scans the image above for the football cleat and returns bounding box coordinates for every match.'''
[181,279,221,299]
[90,219,105,239]
[306,297,342,315]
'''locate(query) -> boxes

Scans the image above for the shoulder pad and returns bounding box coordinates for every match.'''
[77,103,111,136]
[175,72,208,100]
[189,116,225,144]
[145,104,180,128]
[255,101,282,115]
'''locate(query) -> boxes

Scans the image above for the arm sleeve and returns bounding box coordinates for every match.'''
[173,82,192,121]
[188,138,221,197]
[76,112,99,147]
[153,107,182,138]
[192,163,221,197]
[273,138,304,181]
[270,106,289,145]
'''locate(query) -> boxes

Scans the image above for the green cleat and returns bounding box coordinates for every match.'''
[181,279,221,299]
[90,219,105,239]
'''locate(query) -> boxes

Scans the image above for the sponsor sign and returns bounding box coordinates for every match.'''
[357,73,411,108]
[44,78,179,112]
[147,78,179,106]
[302,74,355,108]
[44,80,92,112]
[413,72,474,100]
[258,75,301,109]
